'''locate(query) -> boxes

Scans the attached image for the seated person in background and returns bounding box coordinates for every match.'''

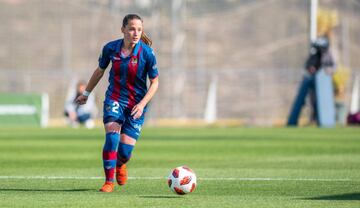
[64,80,97,128]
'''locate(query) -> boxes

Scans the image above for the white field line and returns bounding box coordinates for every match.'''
[0,176,355,182]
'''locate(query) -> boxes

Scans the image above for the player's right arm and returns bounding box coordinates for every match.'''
[76,67,105,105]
[76,43,111,105]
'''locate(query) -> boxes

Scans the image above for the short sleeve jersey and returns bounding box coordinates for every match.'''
[98,39,159,109]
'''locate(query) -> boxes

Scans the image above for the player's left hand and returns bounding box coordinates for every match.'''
[131,103,145,119]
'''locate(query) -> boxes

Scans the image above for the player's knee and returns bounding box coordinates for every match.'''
[105,122,121,134]
[117,142,134,163]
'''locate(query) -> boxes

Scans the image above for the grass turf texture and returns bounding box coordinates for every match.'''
[0,127,359,208]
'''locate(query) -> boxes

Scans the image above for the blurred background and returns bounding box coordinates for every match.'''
[0,0,359,127]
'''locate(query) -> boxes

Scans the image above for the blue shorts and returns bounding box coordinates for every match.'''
[103,99,145,140]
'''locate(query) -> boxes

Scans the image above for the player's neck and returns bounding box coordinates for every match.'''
[121,41,135,58]
[122,41,135,51]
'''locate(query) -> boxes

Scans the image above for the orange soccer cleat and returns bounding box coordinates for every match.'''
[116,164,128,186]
[99,181,115,192]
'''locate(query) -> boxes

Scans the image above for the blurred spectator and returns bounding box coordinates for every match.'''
[305,34,336,124]
[287,9,337,126]
[64,80,97,128]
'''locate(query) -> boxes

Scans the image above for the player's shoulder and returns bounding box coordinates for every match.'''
[103,39,122,51]
[140,41,155,57]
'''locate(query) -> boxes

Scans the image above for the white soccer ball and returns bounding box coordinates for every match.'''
[167,166,197,195]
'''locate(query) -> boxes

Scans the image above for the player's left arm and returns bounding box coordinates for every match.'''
[131,48,159,119]
[131,76,159,119]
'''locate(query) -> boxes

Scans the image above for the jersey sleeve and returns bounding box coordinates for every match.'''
[146,49,159,79]
[98,44,111,70]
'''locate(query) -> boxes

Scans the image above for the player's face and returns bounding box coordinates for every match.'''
[122,19,143,46]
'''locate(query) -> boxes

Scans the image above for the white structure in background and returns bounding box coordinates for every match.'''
[310,0,318,42]
[350,75,360,114]
[40,93,49,128]
[204,75,218,124]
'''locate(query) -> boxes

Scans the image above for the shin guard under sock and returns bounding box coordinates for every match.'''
[103,132,120,182]
[117,142,134,166]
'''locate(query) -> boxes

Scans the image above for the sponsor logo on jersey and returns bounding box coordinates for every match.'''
[134,124,142,132]
[112,56,121,61]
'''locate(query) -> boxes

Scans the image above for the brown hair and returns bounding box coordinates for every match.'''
[122,14,152,46]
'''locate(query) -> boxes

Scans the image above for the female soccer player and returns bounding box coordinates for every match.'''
[76,14,159,192]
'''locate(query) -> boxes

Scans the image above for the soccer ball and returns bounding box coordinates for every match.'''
[167,166,197,195]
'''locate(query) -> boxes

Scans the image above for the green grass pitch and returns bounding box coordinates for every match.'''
[0,127,359,207]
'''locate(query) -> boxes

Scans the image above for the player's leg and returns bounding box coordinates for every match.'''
[99,100,125,192]
[116,134,136,185]
[116,111,144,185]
[100,121,121,192]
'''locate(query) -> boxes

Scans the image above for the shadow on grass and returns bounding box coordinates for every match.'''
[305,193,360,201]
[0,188,92,192]
[139,195,183,199]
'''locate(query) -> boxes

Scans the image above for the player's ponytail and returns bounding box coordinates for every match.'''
[141,31,152,47]
[123,14,152,47]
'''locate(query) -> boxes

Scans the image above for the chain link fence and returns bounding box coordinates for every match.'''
[0,0,359,126]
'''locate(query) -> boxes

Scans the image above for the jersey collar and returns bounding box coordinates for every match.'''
[116,39,122,53]
[116,39,141,56]
[132,41,141,56]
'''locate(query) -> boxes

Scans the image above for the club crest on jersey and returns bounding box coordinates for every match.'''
[131,57,138,65]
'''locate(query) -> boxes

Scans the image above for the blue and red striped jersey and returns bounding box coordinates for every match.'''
[98,39,159,109]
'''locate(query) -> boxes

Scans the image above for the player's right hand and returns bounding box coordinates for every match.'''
[75,95,88,105]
